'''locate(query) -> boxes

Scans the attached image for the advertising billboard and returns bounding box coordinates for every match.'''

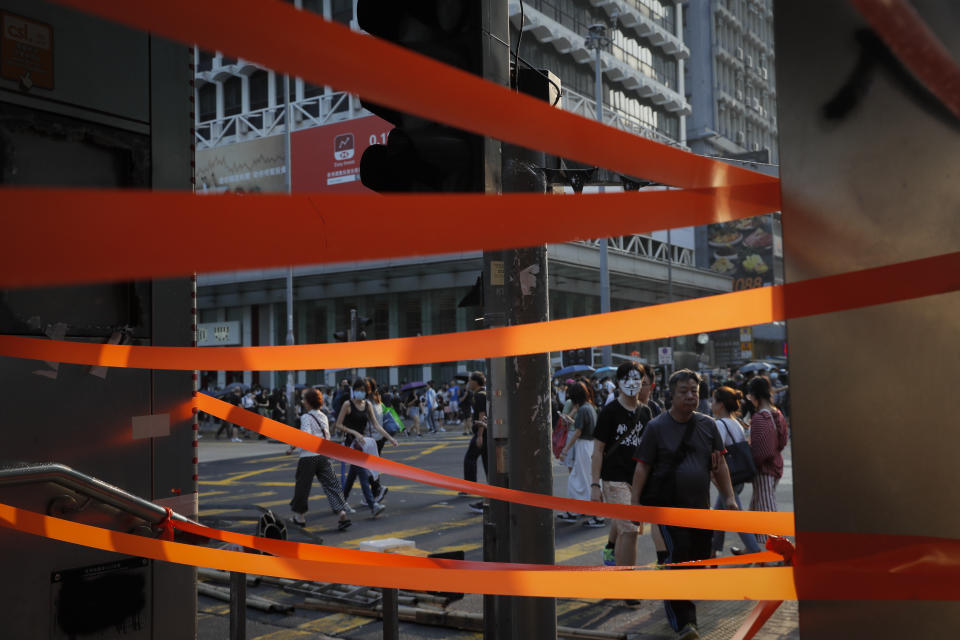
[291,115,392,193]
[196,134,286,194]
[706,213,776,291]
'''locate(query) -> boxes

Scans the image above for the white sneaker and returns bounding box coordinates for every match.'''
[230,437,243,443]
[344,504,356,514]
[438,427,446,432]
[372,502,386,517]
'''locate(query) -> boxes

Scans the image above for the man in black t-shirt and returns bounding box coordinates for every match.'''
[590,362,651,571]
[631,369,737,640]
[462,371,488,512]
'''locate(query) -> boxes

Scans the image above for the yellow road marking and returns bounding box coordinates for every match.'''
[342,514,479,548]
[198,490,228,498]
[201,462,290,486]
[243,455,294,464]
[403,441,455,461]
[253,613,372,639]
[555,534,610,564]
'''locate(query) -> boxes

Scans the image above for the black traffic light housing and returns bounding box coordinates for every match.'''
[357,0,485,193]
[561,348,593,368]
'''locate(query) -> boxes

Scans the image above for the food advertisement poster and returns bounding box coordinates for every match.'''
[707,214,776,290]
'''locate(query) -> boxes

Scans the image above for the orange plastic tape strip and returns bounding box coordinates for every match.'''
[195,394,794,536]
[851,0,960,120]
[170,518,784,570]
[0,184,780,288]
[793,531,960,601]
[50,0,776,190]
[1,251,957,372]
[0,503,797,600]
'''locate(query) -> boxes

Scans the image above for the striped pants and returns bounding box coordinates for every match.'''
[750,473,779,545]
[290,455,348,515]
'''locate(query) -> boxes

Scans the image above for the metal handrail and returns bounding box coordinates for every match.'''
[0,462,193,527]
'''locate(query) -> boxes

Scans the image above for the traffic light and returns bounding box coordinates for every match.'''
[355,315,373,341]
[357,1,485,193]
[562,348,593,368]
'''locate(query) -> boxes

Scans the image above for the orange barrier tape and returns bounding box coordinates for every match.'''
[0,502,798,600]
[169,518,784,570]
[793,531,960,601]
[851,0,960,121]
[51,0,776,191]
[0,184,780,288]
[195,394,794,536]
[731,600,784,640]
[2,251,957,372]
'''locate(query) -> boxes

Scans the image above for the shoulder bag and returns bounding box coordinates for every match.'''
[638,416,698,507]
[718,418,757,485]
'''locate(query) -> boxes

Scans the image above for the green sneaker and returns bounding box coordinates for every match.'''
[602,545,616,566]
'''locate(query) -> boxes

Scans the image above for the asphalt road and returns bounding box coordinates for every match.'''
[196,422,797,640]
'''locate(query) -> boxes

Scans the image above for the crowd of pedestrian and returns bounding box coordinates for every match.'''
[200,361,788,640]
[547,363,789,640]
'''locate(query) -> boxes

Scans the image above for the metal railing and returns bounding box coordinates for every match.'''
[560,87,685,148]
[573,235,695,266]
[195,90,359,150]
[0,462,193,527]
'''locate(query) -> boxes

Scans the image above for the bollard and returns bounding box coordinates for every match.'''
[230,571,247,640]
[382,587,399,640]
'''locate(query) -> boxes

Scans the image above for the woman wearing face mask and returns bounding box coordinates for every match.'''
[335,379,398,517]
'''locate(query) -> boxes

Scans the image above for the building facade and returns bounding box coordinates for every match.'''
[684,0,778,162]
[194,0,743,391]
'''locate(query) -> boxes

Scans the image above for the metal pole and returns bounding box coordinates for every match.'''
[667,226,674,377]
[502,78,556,640]
[284,73,296,424]
[382,588,400,640]
[229,571,247,640]
[592,27,611,368]
[482,3,511,638]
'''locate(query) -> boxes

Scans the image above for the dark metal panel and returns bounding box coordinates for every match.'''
[0,0,150,123]
[148,34,196,640]
[775,0,960,636]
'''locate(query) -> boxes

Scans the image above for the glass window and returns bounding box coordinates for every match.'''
[249,70,269,111]
[222,76,242,116]
[197,84,216,122]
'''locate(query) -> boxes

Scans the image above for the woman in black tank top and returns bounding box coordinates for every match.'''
[335,379,398,516]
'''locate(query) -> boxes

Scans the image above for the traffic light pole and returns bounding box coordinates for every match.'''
[480,4,511,640]
[483,3,556,638]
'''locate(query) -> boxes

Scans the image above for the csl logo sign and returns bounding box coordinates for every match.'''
[334,133,355,161]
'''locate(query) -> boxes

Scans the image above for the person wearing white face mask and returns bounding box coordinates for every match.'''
[335,378,398,517]
[590,362,652,575]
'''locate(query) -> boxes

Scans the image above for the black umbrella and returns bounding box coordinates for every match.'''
[553,364,595,379]
[739,362,774,374]
[400,381,426,392]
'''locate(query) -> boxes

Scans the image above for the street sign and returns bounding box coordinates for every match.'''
[657,346,673,365]
[198,321,241,346]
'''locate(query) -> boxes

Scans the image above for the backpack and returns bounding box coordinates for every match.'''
[257,509,287,540]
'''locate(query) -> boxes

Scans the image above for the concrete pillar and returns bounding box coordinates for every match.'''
[216,308,226,388]
[242,305,253,387]
[676,2,687,146]
[420,291,433,382]
[776,1,960,635]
